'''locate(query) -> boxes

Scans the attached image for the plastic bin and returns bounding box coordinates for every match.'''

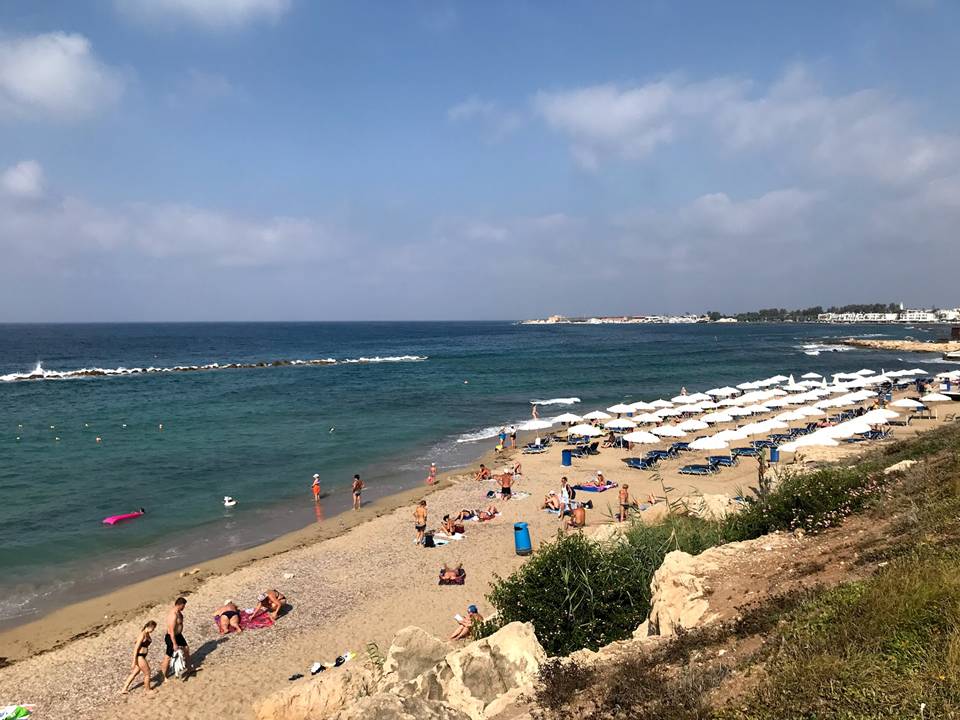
[514,522,532,556]
[561,449,572,466]
[769,447,780,463]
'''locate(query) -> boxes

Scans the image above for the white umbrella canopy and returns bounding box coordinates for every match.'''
[607,403,636,414]
[859,410,892,424]
[568,424,603,437]
[671,394,699,404]
[630,401,656,411]
[677,418,710,431]
[701,412,734,424]
[650,399,674,409]
[775,410,808,422]
[582,410,612,420]
[553,412,583,424]
[921,393,951,402]
[891,398,924,409]
[725,406,752,417]
[736,422,770,436]
[605,418,637,430]
[713,428,748,441]
[743,404,772,414]
[520,419,554,431]
[797,406,826,417]
[650,425,687,437]
[780,434,840,451]
[822,421,872,438]
[783,383,808,393]
[686,392,713,402]
[737,381,761,390]
[655,408,682,417]
[908,369,928,375]
[764,398,790,408]
[707,386,739,397]
[856,368,876,376]
[621,430,661,444]
[689,435,729,450]
[633,413,662,424]
[801,372,823,379]
[768,374,790,383]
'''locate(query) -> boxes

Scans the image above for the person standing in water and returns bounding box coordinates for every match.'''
[120,620,157,694]
[311,474,321,503]
[352,474,364,510]
[426,462,437,485]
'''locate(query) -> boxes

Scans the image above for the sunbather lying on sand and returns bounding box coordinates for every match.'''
[214,601,242,634]
[476,505,499,521]
[543,491,562,511]
[440,563,465,582]
[450,604,483,640]
[441,515,465,535]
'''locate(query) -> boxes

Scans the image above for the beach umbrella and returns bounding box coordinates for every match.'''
[736,422,769,436]
[605,418,637,430]
[689,435,729,450]
[856,368,876,376]
[701,412,734,424]
[650,425,687,437]
[607,403,635,414]
[650,399,674,409]
[737,381,761,390]
[768,374,790,383]
[859,410,892,425]
[908,369,928,375]
[582,410,612,420]
[724,406,752,417]
[783,383,807,393]
[822,421,872,438]
[780,435,840,452]
[630,401,656,411]
[633,413,662,424]
[801,372,822,379]
[713,428,748,441]
[568,424,602,437]
[686,392,713,402]
[553,412,583,424]
[763,398,790,408]
[891,398,924,409]
[520,419,553,431]
[621,430,661,444]
[677,418,709,432]
[797,406,825,417]
[655,408,682,417]
[671,394,699,404]
[707,386,739,397]
[743,404,771,414]
[775,410,807,422]
[921,393,951,402]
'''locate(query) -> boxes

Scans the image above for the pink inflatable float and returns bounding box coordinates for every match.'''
[102,508,145,525]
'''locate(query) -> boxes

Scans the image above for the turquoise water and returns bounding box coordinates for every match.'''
[0,321,951,625]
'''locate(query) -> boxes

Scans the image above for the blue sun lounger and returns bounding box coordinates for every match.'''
[679,464,719,475]
[625,457,658,471]
[731,446,760,458]
[706,455,738,467]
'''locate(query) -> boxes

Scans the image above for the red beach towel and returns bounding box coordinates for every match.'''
[214,609,275,632]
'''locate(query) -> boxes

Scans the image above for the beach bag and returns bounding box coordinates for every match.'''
[423,532,436,548]
[568,486,576,501]
[172,649,187,679]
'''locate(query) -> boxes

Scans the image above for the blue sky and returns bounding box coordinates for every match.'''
[2,0,959,320]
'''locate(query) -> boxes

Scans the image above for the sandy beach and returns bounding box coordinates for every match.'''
[0,395,953,720]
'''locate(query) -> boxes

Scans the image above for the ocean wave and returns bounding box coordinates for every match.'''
[796,344,851,353]
[456,425,506,443]
[0,356,429,383]
[530,397,581,406]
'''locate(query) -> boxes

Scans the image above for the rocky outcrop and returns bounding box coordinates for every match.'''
[843,338,960,354]
[884,459,918,475]
[255,622,543,720]
[254,664,380,720]
[397,622,545,720]
[683,493,736,520]
[644,532,795,637]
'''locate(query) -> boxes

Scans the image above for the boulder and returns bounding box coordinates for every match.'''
[684,493,735,520]
[329,694,471,720]
[398,622,545,720]
[380,626,450,690]
[586,523,626,544]
[253,664,379,720]
[884,459,917,475]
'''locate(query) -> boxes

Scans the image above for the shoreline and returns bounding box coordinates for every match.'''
[0,439,507,664]
[842,338,960,354]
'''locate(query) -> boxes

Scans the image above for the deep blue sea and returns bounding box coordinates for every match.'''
[0,321,954,626]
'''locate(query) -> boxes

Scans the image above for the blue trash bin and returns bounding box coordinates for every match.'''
[561,449,572,466]
[769,447,780,463]
[514,522,532,556]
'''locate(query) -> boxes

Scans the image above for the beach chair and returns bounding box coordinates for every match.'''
[731,446,760,458]
[625,457,657,471]
[522,445,547,454]
[679,464,719,476]
[587,441,601,455]
[670,442,691,453]
[945,413,957,423]
[706,455,738,467]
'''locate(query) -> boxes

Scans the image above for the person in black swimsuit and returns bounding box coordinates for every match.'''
[121,620,157,694]
[215,601,243,634]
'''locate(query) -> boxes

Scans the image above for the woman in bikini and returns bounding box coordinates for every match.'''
[215,601,242,634]
[120,620,157,694]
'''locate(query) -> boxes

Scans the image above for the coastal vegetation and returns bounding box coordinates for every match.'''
[506,422,960,718]
[707,302,901,323]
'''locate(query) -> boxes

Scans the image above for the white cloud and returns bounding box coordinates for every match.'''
[533,66,960,183]
[448,96,523,141]
[1,160,44,198]
[116,0,291,29]
[0,33,125,120]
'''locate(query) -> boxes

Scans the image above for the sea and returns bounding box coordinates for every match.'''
[0,321,955,628]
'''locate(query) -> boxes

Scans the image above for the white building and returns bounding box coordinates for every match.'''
[900,309,937,323]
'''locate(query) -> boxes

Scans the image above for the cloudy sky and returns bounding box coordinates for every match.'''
[2,0,959,321]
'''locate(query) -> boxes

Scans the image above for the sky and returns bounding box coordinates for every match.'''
[1,0,959,321]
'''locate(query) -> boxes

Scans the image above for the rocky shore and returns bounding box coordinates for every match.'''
[842,337,960,354]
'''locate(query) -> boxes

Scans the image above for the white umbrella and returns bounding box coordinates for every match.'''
[780,434,839,451]
[797,406,825,417]
[742,404,771,414]
[607,403,635,414]
[707,386,739,397]
[921,393,951,402]
[686,393,713,402]
[701,412,734,424]
[801,372,822,379]
[672,394,698,404]
[775,410,807,422]
[737,381,761,390]
[655,408,682,417]
[856,368,876,376]
[677,418,709,431]
[650,399,674,409]
[768,374,790,383]
[725,406,752,417]
[736,422,769,436]
[822,421,872,438]
[650,425,687,437]
[553,412,583,424]
[783,384,807,393]
[582,410,612,420]
[605,418,637,430]
[891,398,924,409]
[633,413,662,424]
[764,398,790,408]
[713,428,748,441]
[520,419,553,431]
[630,401,656,411]
[568,424,602,437]
[689,435,729,450]
[908,369,928,375]
[621,430,661,444]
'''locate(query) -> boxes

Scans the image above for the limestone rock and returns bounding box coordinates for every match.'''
[398,622,545,720]
[253,664,379,720]
[329,694,471,720]
[684,493,735,520]
[380,626,451,690]
[586,523,625,544]
[884,459,917,475]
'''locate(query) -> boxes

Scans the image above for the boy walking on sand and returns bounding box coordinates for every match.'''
[414,500,427,545]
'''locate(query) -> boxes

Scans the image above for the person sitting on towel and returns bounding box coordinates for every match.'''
[450,605,484,640]
[543,491,562,511]
[257,589,286,621]
[440,563,464,582]
[474,464,491,482]
[476,505,499,521]
[587,470,608,487]
[441,514,465,535]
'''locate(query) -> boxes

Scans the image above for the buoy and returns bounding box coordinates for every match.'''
[223,496,237,508]
[96,436,102,443]
[122,424,127,428]
[50,425,55,429]
[84,423,89,428]
[464,380,469,384]
[158,423,163,431]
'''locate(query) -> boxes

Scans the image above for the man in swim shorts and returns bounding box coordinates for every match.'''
[499,472,513,499]
[414,500,427,545]
[474,464,491,482]
[618,483,632,522]
[160,597,192,680]
[352,474,364,510]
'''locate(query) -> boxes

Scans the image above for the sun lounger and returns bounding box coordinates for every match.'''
[679,464,719,476]
[706,455,737,467]
[522,445,547,454]
[732,446,760,457]
[670,442,691,453]
[625,458,658,471]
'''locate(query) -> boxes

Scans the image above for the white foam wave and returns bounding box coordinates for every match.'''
[455,425,506,443]
[797,344,851,353]
[530,397,581,406]
[0,356,428,383]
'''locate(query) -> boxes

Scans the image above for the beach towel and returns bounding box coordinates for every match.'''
[172,649,187,679]
[573,482,618,493]
[478,512,501,522]
[439,568,466,585]
[0,706,32,720]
